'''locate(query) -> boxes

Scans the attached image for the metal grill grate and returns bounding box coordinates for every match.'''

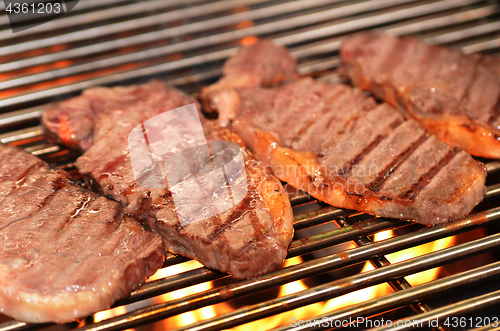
[1,0,500,330]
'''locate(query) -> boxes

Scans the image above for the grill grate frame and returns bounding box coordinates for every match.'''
[1,0,500,330]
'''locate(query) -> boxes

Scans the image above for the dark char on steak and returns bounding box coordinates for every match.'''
[43,80,294,279]
[340,32,500,159]
[201,39,486,225]
[0,144,164,323]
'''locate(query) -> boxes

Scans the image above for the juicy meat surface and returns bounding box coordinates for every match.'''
[201,40,486,225]
[202,39,298,126]
[0,144,164,323]
[340,32,500,159]
[43,80,294,279]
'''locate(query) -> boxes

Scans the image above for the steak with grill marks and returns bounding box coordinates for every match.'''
[340,32,500,159]
[42,80,294,279]
[0,144,164,323]
[200,40,486,225]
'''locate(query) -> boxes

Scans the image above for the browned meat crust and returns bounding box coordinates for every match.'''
[202,39,298,126]
[42,80,294,279]
[0,144,164,323]
[201,40,486,225]
[340,32,500,159]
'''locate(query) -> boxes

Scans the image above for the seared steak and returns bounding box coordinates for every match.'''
[0,144,164,323]
[201,40,486,225]
[43,80,294,279]
[340,32,500,159]
[202,39,298,126]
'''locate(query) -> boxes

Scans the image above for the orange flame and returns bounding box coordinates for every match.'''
[93,231,457,330]
[374,230,455,286]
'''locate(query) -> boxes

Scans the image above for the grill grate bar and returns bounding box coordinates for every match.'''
[0,0,340,73]
[0,54,345,130]
[0,126,43,144]
[274,261,500,331]
[0,0,270,57]
[0,0,499,329]
[463,37,500,54]
[68,205,500,331]
[336,217,436,320]
[373,289,500,331]
[424,21,500,45]
[0,107,45,129]
[0,47,237,110]
[274,0,484,45]
[111,215,407,308]
[0,0,132,26]
[289,4,500,61]
[0,0,491,110]
[289,205,353,229]
[168,221,500,331]
[0,0,422,91]
[0,321,44,331]
[0,0,207,40]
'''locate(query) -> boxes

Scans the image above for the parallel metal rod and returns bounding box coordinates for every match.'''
[2,0,486,91]
[72,207,500,331]
[384,5,499,37]
[275,0,483,45]
[170,224,500,331]
[0,0,133,27]
[0,0,340,73]
[292,206,353,229]
[469,322,500,331]
[273,261,500,331]
[0,321,47,331]
[423,21,500,45]
[0,0,206,40]
[0,126,43,144]
[0,0,497,104]
[0,0,269,57]
[0,205,405,331]
[0,1,500,330]
[0,107,45,129]
[116,216,407,306]
[463,37,500,54]
[0,47,238,110]
[0,0,415,90]
[290,4,499,60]
[373,289,500,331]
[338,217,436,320]
[0,0,487,110]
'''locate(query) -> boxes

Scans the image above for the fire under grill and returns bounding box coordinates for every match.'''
[1,0,500,330]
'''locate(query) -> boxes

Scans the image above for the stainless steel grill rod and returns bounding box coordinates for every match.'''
[0,0,206,40]
[0,207,406,331]
[274,0,482,46]
[71,206,500,331]
[171,221,500,331]
[0,0,341,73]
[0,0,269,57]
[337,217,436,321]
[116,216,408,306]
[2,0,486,91]
[273,261,500,331]
[0,185,497,331]
[0,0,421,90]
[0,0,486,110]
[0,0,133,27]
[290,5,498,60]
[372,289,500,331]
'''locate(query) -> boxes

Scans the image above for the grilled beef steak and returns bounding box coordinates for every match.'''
[202,39,298,126]
[0,144,164,323]
[43,80,294,279]
[340,32,500,159]
[200,40,486,225]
